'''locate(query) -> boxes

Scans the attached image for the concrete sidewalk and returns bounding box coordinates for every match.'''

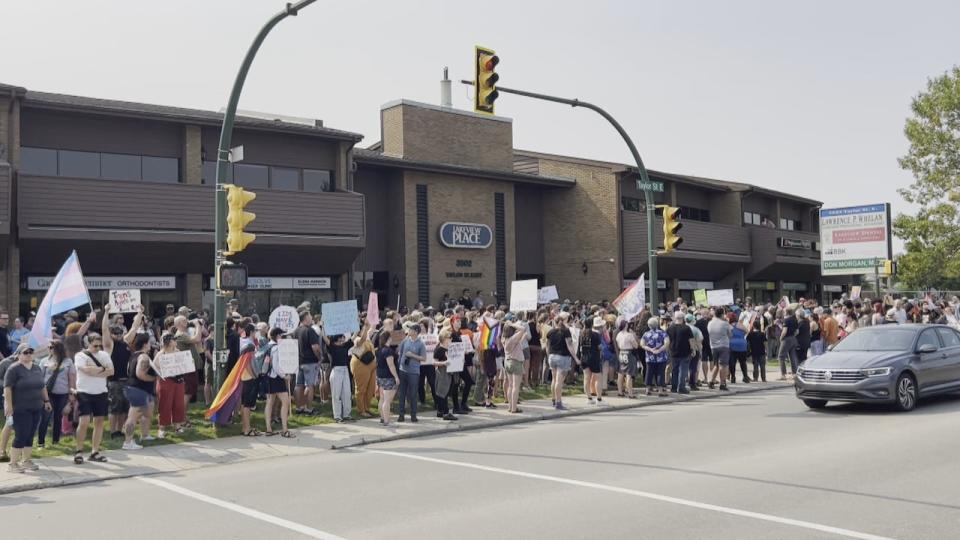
[0,381,792,495]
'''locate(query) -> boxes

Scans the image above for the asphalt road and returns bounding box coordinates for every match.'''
[3,388,959,540]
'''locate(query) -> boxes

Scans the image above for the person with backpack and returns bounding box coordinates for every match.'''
[262,328,294,438]
[579,318,603,405]
[121,334,158,450]
[38,340,75,448]
[597,317,616,397]
[238,323,261,436]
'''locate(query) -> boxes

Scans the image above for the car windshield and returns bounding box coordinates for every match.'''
[832,329,916,352]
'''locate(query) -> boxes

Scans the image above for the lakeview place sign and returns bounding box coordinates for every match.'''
[439,222,493,249]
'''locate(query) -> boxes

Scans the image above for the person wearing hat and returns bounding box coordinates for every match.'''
[4,343,53,472]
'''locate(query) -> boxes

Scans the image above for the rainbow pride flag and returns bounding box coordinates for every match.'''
[205,350,252,426]
[477,317,501,353]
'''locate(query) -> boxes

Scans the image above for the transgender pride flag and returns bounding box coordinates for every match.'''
[29,251,91,348]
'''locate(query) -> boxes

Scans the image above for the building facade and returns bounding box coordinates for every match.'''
[0,82,849,321]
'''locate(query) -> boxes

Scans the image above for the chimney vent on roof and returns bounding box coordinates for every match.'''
[440,67,452,108]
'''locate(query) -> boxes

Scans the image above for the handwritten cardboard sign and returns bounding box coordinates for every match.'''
[706,289,734,307]
[510,279,539,312]
[537,285,559,305]
[108,289,141,314]
[421,331,439,365]
[446,341,465,373]
[269,305,299,334]
[322,300,360,337]
[277,338,299,375]
[154,350,196,378]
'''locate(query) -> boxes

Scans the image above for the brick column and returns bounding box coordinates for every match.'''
[182,125,203,185]
[0,243,21,319]
[185,273,203,311]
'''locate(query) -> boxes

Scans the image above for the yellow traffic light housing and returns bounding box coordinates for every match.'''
[474,45,500,114]
[225,184,256,255]
[660,205,683,253]
[881,259,895,276]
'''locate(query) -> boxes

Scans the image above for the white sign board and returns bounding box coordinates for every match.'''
[421,332,439,365]
[612,274,646,321]
[820,203,891,276]
[277,339,299,376]
[269,305,299,334]
[154,350,196,379]
[537,285,560,305]
[28,276,175,291]
[706,289,734,306]
[321,300,360,336]
[569,327,581,354]
[460,334,474,354]
[208,276,333,290]
[446,341,466,373]
[510,279,539,312]
[850,285,862,301]
[108,289,141,313]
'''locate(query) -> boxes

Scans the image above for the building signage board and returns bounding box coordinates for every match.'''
[745,281,777,291]
[636,180,665,193]
[778,237,815,250]
[782,282,808,291]
[28,276,175,291]
[207,276,331,290]
[439,222,493,249]
[819,203,891,276]
[678,280,714,290]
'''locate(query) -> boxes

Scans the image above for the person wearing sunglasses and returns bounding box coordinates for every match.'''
[73,326,115,465]
[4,343,53,472]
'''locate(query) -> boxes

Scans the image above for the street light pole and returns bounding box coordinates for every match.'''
[213,0,317,391]
[461,81,660,310]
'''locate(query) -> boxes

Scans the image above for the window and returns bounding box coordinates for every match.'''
[744,212,761,225]
[101,153,142,180]
[917,329,940,351]
[270,167,300,191]
[234,163,269,189]
[678,206,711,223]
[621,196,641,212]
[141,156,179,183]
[303,169,333,193]
[20,147,58,175]
[780,218,800,231]
[936,328,960,348]
[58,150,100,178]
[202,160,233,184]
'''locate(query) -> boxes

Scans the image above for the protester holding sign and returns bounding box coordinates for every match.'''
[350,327,377,419]
[432,331,457,421]
[153,334,186,440]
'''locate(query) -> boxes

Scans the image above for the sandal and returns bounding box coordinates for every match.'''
[280,430,296,438]
[264,431,278,437]
[243,429,261,437]
[88,452,107,463]
[73,451,84,465]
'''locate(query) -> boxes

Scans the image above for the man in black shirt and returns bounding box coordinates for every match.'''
[292,312,322,415]
[666,313,694,394]
[778,308,800,379]
[694,309,712,387]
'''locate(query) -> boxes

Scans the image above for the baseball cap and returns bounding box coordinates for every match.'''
[685,314,695,323]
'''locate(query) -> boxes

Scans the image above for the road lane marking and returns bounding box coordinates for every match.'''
[138,477,347,540]
[363,449,894,540]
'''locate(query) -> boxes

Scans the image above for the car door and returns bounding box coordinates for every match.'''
[935,327,960,388]
[914,329,948,392]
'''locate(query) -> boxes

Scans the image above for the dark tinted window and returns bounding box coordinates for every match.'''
[832,328,916,351]
[59,150,100,178]
[621,197,640,212]
[141,156,179,183]
[271,167,300,191]
[101,153,142,180]
[203,160,233,184]
[235,164,268,189]
[303,169,332,192]
[20,147,58,175]
[936,328,960,348]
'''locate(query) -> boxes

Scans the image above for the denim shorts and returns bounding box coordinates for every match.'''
[123,386,154,409]
[378,377,397,391]
[548,354,572,372]
[296,363,321,387]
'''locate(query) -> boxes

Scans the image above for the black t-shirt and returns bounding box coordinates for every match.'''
[546,327,572,355]
[580,331,601,361]
[109,340,132,381]
[783,316,798,337]
[797,319,811,345]
[376,346,395,379]
[694,319,711,354]
[294,325,320,365]
[0,328,9,357]
[667,324,693,358]
[328,342,351,367]
[227,330,240,364]
[746,331,766,357]
[529,322,541,344]
[434,345,447,365]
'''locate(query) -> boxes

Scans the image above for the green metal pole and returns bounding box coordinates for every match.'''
[213,0,317,391]
[459,81,659,310]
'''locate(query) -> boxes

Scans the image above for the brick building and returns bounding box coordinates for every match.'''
[0,81,847,321]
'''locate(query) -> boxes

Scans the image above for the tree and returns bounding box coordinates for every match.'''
[893,66,960,291]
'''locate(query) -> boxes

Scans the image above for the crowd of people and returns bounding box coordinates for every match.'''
[1,290,958,474]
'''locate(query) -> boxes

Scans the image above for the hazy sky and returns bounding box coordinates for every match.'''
[5,0,959,252]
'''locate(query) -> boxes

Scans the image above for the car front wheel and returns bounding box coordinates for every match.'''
[803,399,828,409]
[894,373,917,412]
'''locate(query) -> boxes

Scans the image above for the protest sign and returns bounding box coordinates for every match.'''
[108,289,141,313]
[537,285,560,305]
[850,286,861,301]
[510,279,539,312]
[706,289,734,307]
[778,296,790,309]
[460,334,474,354]
[693,289,708,307]
[421,331,439,365]
[322,300,360,336]
[569,327,581,352]
[277,339,299,375]
[154,350,196,379]
[366,292,380,327]
[612,274,646,321]
[269,305,299,334]
[446,341,466,373]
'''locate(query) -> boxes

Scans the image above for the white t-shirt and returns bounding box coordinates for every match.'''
[74,351,113,395]
[616,330,639,350]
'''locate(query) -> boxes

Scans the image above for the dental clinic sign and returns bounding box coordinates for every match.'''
[439,222,493,249]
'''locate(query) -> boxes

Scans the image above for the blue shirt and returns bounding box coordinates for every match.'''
[398,337,426,375]
[641,329,668,364]
[730,327,748,353]
[9,328,30,348]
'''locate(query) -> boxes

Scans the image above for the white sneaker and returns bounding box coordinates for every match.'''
[156,430,167,440]
[141,435,156,442]
[7,462,24,474]
[20,459,39,471]
[122,441,143,451]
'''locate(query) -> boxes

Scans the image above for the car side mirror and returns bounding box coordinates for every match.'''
[917,343,938,354]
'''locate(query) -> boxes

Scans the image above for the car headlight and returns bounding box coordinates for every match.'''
[861,367,892,377]
[797,367,805,376]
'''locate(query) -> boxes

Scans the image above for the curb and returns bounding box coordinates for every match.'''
[0,383,792,496]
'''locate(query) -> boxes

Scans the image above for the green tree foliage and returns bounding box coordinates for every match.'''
[894,66,960,290]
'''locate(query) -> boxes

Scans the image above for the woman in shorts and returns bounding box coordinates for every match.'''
[615,320,639,398]
[122,334,157,450]
[375,331,400,425]
[264,328,294,437]
[501,321,527,414]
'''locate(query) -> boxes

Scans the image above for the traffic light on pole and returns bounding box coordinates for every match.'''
[474,45,499,114]
[225,184,256,255]
[881,259,895,276]
[660,205,683,253]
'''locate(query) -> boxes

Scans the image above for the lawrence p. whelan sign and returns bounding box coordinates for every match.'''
[439,222,493,249]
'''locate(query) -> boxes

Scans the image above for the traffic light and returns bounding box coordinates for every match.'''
[474,45,499,114]
[660,205,683,253]
[225,184,256,255]
[881,259,896,276]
